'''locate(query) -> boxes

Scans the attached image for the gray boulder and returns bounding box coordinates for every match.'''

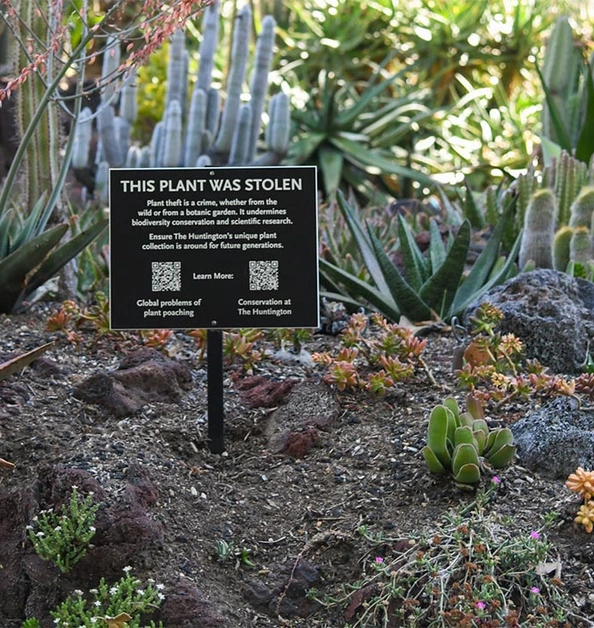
[510,397,594,478]
[464,269,594,373]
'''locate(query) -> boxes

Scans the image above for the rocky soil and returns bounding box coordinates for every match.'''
[1,304,593,627]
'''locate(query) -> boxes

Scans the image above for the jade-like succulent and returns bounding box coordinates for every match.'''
[422,396,516,486]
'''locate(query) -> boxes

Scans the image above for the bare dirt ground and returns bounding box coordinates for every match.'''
[1,304,593,627]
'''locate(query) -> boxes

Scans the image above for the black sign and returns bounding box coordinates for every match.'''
[109,166,319,329]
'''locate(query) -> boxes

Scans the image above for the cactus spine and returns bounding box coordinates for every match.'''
[518,189,558,270]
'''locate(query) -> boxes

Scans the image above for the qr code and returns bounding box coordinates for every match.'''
[151,261,181,291]
[249,260,279,291]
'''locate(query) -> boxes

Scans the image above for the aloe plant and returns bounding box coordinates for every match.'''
[422,396,516,486]
[320,191,520,323]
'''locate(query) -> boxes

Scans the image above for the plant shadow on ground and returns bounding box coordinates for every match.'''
[0,305,593,627]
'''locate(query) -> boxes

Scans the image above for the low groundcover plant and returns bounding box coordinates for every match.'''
[22,566,165,627]
[27,486,99,573]
[308,480,586,627]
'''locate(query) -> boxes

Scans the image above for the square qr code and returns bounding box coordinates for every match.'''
[249,260,279,291]
[152,261,181,291]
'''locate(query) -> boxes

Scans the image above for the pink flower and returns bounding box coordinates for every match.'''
[475,601,486,610]
[530,586,540,595]
[530,531,540,540]
[492,476,500,484]
[374,556,384,564]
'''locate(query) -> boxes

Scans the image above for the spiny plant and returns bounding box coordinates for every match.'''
[312,312,428,394]
[320,191,520,324]
[422,395,516,486]
[73,0,290,198]
[539,15,594,165]
[0,0,208,313]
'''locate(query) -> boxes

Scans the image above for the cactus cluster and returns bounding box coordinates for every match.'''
[72,0,289,201]
[519,183,594,277]
[422,396,516,486]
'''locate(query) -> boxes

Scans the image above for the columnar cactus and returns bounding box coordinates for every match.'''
[74,0,289,187]
[518,189,558,269]
[553,225,573,271]
[569,186,594,229]
[569,226,592,265]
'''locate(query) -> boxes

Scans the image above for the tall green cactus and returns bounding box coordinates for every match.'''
[518,189,558,270]
[8,0,62,214]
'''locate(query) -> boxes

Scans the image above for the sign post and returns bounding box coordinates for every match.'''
[109,166,318,452]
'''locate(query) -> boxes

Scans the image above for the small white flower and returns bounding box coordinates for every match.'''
[156,583,165,590]
[33,516,38,522]
[90,619,98,625]
[94,600,101,607]
[54,526,62,532]
[137,589,145,596]
[26,525,33,530]
[72,485,78,490]
[147,578,155,583]
[89,589,98,595]
[74,589,84,597]
[157,593,165,601]
[36,531,45,538]
[123,565,132,572]
[88,491,94,496]
[109,587,118,595]
[89,526,96,532]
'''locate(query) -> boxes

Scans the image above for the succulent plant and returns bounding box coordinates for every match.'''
[518,188,558,270]
[320,191,520,323]
[540,16,594,165]
[76,0,288,185]
[553,225,573,272]
[422,396,516,486]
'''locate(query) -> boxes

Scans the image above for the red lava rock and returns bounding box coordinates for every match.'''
[160,581,230,627]
[234,375,295,408]
[244,558,321,619]
[282,428,319,458]
[0,464,164,624]
[73,348,192,417]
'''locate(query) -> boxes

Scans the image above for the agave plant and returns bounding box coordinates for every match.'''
[0,200,107,313]
[320,191,520,323]
[288,63,437,203]
[539,15,594,165]
[422,396,516,486]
